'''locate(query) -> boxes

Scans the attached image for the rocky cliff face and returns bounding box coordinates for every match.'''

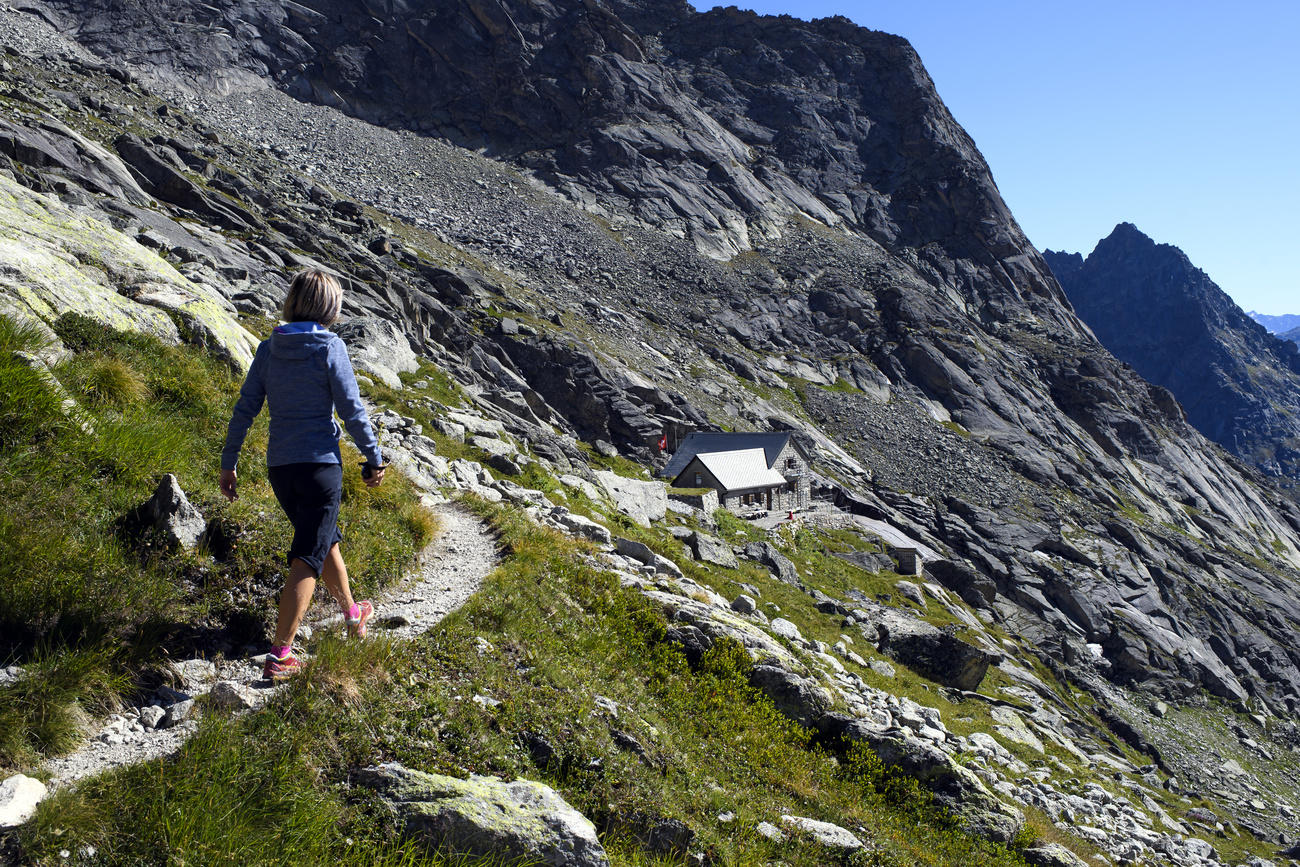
[7,1,1300,856]
[1046,223,1300,482]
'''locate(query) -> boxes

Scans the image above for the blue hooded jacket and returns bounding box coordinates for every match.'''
[221,323,384,471]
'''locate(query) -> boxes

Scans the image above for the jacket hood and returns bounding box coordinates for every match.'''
[269,329,336,360]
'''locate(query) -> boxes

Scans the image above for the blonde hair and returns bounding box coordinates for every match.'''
[281,270,343,325]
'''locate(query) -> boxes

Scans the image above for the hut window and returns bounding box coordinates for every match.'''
[694,473,702,486]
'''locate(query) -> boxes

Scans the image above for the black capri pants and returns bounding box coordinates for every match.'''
[267,462,344,577]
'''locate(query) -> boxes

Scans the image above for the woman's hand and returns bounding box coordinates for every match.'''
[220,468,238,501]
[364,466,385,488]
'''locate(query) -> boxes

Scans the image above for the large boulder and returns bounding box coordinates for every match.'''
[866,608,999,691]
[615,537,682,577]
[742,541,799,584]
[354,763,609,867]
[748,664,832,727]
[686,531,737,568]
[594,471,667,527]
[334,316,419,389]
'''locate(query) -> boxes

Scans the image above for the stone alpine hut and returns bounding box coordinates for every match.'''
[662,431,811,512]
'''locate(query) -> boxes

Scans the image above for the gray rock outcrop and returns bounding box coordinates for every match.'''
[685,531,736,568]
[334,316,419,390]
[594,471,666,527]
[864,607,1000,691]
[125,473,206,550]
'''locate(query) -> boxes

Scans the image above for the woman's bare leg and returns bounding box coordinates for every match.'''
[317,543,355,613]
[273,557,317,648]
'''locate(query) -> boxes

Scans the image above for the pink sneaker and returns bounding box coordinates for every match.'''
[346,600,374,638]
[263,651,301,682]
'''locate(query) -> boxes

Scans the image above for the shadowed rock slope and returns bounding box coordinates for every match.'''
[1046,223,1300,482]
[5,1,1300,858]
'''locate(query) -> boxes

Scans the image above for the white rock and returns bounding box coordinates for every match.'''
[139,705,166,729]
[210,680,258,710]
[594,471,667,527]
[770,618,803,643]
[0,775,47,828]
[778,815,864,851]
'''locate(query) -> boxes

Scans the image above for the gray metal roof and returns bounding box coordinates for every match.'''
[662,431,795,478]
[675,448,788,493]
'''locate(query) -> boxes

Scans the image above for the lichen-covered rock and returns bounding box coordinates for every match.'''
[354,763,609,866]
[0,172,257,369]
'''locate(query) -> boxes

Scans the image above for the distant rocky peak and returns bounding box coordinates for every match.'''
[1048,223,1300,480]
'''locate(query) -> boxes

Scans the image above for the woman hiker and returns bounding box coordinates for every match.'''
[219,269,386,681]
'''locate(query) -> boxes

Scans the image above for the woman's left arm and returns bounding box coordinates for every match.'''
[327,337,385,469]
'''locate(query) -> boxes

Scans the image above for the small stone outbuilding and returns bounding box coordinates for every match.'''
[664,431,811,512]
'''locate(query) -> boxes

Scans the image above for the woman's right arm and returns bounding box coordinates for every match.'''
[220,342,268,473]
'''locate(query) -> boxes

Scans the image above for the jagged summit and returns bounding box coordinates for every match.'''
[1045,223,1300,480]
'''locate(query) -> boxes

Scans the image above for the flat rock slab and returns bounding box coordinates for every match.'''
[594,471,666,527]
[355,763,609,866]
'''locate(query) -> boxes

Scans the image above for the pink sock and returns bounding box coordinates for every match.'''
[345,603,360,620]
[271,644,292,659]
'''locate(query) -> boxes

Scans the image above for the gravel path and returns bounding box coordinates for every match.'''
[43,502,496,789]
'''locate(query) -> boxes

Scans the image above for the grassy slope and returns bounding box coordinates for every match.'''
[19,501,1037,866]
[0,313,432,768]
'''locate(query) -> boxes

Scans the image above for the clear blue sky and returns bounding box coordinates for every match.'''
[689,1,1300,314]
